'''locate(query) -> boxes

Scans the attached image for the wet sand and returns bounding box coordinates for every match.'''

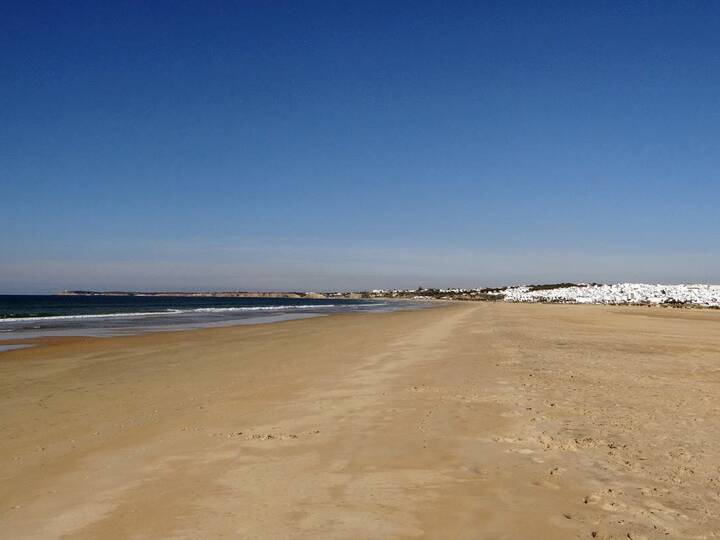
[1,303,719,539]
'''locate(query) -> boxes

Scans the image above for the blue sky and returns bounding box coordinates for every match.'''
[2,1,719,293]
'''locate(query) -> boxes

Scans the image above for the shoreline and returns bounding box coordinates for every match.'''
[0,312,327,345]
[1,300,716,354]
[0,304,451,354]
[1,303,719,538]
[0,297,429,344]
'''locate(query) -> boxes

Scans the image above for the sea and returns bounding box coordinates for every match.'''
[0,295,427,343]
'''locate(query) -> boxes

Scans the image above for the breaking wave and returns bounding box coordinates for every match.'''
[0,304,367,323]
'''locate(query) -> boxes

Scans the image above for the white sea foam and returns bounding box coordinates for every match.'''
[0,304,352,323]
[0,310,181,323]
[182,305,339,313]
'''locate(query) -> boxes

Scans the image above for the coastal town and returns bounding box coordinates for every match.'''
[367,282,720,307]
[61,282,720,308]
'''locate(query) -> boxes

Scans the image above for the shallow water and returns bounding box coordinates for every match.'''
[0,295,428,340]
[0,344,33,353]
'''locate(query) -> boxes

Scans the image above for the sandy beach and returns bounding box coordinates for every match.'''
[1,303,719,539]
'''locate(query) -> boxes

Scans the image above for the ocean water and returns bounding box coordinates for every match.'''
[0,295,425,341]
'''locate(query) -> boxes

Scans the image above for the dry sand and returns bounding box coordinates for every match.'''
[1,303,719,539]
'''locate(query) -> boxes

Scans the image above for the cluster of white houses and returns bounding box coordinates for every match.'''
[364,283,720,307]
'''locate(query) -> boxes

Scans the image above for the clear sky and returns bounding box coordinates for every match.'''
[2,1,719,293]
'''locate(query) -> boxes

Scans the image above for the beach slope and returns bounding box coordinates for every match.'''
[1,303,719,538]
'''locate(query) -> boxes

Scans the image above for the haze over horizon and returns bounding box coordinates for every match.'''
[2,1,719,294]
